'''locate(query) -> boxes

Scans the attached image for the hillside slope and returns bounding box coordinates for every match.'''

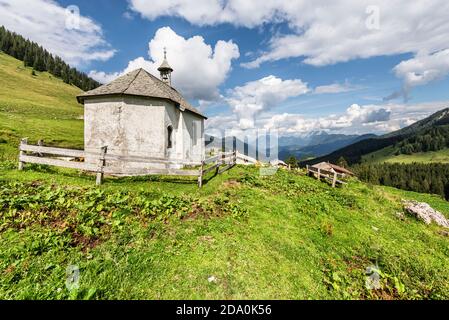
[301,108,449,166]
[0,164,449,299]
[0,52,84,160]
[1,50,449,300]
[363,146,449,164]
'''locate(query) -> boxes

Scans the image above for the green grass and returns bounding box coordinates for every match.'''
[363,146,449,164]
[1,164,449,300]
[1,51,449,300]
[0,52,84,161]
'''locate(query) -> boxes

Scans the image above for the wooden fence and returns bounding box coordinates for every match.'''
[197,151,236,188]
[18,139,237,187]
[235,151,258,165]
[306,165,346,188]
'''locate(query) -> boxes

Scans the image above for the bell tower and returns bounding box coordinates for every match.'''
[158,47,173,86]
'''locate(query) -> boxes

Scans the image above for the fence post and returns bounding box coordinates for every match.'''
[37,139,44,157]
[233,150,237,165]
[332,172,337,188]
[96,146,107,186]
[198,160,204,188]
[317,168,321,180]
[18,138,28,170]
[215,154,220,175]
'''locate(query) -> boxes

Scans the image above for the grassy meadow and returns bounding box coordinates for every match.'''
[363,145,449,164]
[1,163,449,299]
[0,51,449,300]
[0,52,84,161]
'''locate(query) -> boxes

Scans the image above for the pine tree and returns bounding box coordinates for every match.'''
[336,156,349,168]
[23,48,33,67]
[0,26,101,91]
[285,155,298,168]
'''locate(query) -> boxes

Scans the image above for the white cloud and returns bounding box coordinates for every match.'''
[0,0,115,66]
[88,71,119,84]
[240,1,449,69]
[270,104,392,134]
[129,0,225,25]
[225,75,309,129]
[393,49,449,90]
[89,57,153,83]
[89,27,239,101]
[207,100,449,136]
[128,1,449,79]
[314,82,356,94]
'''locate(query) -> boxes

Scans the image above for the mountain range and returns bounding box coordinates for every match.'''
[206,107,449,166]
[301,107,449,166]
[278,132,376,160]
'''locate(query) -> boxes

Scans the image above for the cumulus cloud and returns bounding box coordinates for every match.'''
[89,57,153,83]
[128,0,287,27]
[89,27,239,101]
[225,75,309,129]
[239,1,449,68]
[207,100,449,136]
[128,0,449,88]
[388,49,449,100]
[0,0,115,66]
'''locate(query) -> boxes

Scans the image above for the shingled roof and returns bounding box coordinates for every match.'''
[76,68,206,119]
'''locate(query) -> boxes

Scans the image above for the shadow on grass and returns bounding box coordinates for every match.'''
[17,163,228,187]
[20,164,96,183]
[107,175,198,185]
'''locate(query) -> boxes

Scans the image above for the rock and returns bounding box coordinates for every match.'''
[402,200,449,228]
[208,276,217,283]
[371,226,379,232]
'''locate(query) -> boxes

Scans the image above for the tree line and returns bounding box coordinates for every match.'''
[395,125,449,155]
[0,26,100,91]
[352,163,449,200]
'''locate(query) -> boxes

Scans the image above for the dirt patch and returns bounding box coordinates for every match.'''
[182,203,209,220]
[198,235,215,243]
[71,232,101,252]
[3,264,15,275]
[223,179,241,188]
[182,202,222,220]
[50,220,69,231]
[344,255,372,272]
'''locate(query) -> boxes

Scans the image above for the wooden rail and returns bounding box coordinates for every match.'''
[235,151,258,164]
[19,143,85,158]
[198,150,236,188]
[306,165,347,187]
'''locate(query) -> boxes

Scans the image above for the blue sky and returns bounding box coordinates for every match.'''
[2,0,449,136]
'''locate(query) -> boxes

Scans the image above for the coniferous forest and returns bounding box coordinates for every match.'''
[352,163,449,200]
[395,125,449,155]
[0,26,100,91]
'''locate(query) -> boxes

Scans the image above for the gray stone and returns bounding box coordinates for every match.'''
[402,200,449,228]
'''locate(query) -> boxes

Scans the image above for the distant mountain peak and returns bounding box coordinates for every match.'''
[301,106,449,166]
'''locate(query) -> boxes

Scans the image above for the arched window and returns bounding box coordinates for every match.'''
[167,125,173,149]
